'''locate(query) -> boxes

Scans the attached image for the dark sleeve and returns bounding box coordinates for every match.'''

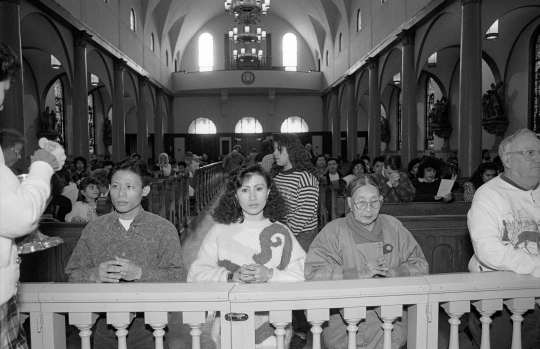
[390,173,416,202]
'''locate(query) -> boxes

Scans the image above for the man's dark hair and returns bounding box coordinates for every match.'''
[0,43,21,82]
[109,158,152,187]
[384,155,401,171]
[73,156,87,168]
[0,129,25,149]
[372,156,385,166]
[261,139,271,151]
[177,161,187,168]
[326,157,339,165]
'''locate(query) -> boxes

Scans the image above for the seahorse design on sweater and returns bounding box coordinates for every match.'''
[252,223,293,270]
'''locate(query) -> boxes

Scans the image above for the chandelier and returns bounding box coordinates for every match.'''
[224,0,271,69]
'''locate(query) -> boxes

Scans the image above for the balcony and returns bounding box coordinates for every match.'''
[18,271,540,349]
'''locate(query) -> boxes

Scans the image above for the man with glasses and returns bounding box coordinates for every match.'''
[305,175,427,349]
[0,129,25,171]
[467,128,540,349]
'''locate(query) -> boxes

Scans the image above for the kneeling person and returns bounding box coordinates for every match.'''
[65,159,187,349]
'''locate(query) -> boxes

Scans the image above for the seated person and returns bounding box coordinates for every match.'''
[411,157,457,203]
[462,162,498,202]
[65,177,100,222]
[188,164,305,348]
[65,159,186,349]
[406,157,422,180]
[304,175,428,349]
[371,155,415,203]
[372,155,385,175]
[157,152,172,176]
[71,156,91,185]
[360,155,373,174]
[467,129,540,349]
[342,159,366,185]
[43,173,72,222]
[177,161,195,197]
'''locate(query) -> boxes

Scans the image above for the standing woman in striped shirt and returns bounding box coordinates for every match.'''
[270,133,319,253]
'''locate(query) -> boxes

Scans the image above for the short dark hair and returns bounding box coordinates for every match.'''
[109,158,152,187]
[50,173,66,197]
[102,160,114,168]
[326,157,339,165]
[0,43,21,82]
[57,167,73,184]
[0,129,25,149]
[407,157,423,175]
[73,156,87,168]
[417,157,443,179]
[261,140,271,151]
[384,155,401,171]
[177,161,187,168]
[372,156,385,166]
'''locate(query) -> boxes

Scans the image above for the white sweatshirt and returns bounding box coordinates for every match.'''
[468,175,540,276]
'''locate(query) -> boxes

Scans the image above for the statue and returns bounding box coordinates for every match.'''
[381,116,391,143]
[103,117,112,146]
[49,109,58,132]
[431,97,449,128]
[482,82,504,121]
[41,107,51,131]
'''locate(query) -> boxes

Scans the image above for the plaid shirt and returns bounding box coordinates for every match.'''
[0,296,28,349]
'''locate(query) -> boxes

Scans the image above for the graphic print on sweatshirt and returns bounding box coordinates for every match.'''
[501,209,540,255]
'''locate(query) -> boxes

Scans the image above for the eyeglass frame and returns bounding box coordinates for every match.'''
[11,147,21,156]
[351,196,383,211]
[505,149,540,161]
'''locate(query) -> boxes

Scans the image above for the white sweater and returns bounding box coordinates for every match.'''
[468,175,540,276]
[0,150,53,306]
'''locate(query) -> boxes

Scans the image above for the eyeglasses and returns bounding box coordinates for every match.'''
[505,150,540,161]
[352,199,382,211]
[11,148,21,156]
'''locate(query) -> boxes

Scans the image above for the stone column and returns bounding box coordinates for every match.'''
[72,30,92,159]
[154,88,164,159]
[112,59,126,162]
[331,88,340,157]
[0,0,24,134]
[346,75,357,162]
[398,29,417,167]
[137,76,149,162]
[458,0,482,177]
[367,58,381,157]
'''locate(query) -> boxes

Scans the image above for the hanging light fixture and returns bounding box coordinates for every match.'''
[51,55,61,69]
[427,52,437,67]
[90,74,99,86]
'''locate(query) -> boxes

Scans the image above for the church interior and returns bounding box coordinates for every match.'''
[2,0,540,348]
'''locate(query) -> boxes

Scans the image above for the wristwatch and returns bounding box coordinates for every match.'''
[227,271,234,282]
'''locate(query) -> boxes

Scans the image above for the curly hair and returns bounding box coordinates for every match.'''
[407,157,423,177]
[270,133,315,176]
[212,164,288,224]
[417,157,443,179]
[468,162,499,190]
[77,177,99,203]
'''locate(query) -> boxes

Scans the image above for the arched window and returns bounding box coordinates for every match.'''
[339,33,343,52]
[326,50,329,67]
[280,116,309,133]
[150,33,155,51]
[130,9,136,32]
[198,33,213,72]
[188,117,216,134]
[533,29,540,132]
[357,10,362,32]
[166,50,169,66]
[235,117,263,133]
[283,33,297,71]
[88,94,95,154]
[53,79,65,144]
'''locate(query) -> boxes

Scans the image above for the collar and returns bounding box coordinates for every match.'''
[500,173,540,191]
[345,212,383,242]
[111,206,147,224]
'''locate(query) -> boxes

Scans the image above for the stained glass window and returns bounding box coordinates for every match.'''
[426,77,435,150]
[53,79,65,145]
[188,117,216,134]
[533,31,540,132]
[88,94,95,155]
[281,116,309,133]
[235,117,263,133]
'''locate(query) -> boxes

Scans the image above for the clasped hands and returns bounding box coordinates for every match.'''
[359,257,395,278]
[91,256,142,283]
[387,172,401,187]
[232,264,272,283]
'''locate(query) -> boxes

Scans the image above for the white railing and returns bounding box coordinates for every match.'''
[18,271,540,349]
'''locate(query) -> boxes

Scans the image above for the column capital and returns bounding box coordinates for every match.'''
[366,57,378,70]
[397,29,415,46]
[74,30,92,48]
[0,0,21,5]
[345,75,355,85]
[114,59,127,72]
[461,0,481,4]
[139,76,149,87]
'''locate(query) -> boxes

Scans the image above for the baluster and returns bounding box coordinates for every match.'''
[375,305,402,349]
[307,308,330,349]
[442,301,470,349]
[69,313,99,349]
[343,307,366,349]
[145,312,168,349]
[473,299,503,349]
[107,312,135,349]
[183,311,206,349]
[270,310,292,349]
[505,298,535,349]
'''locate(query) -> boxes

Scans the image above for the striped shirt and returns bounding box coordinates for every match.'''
[274,169,319,235]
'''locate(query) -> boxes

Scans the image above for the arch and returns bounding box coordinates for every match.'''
[188,117,217,134]
[281,116,309,133]
[87,48,113,101]
[235,117,263,133]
